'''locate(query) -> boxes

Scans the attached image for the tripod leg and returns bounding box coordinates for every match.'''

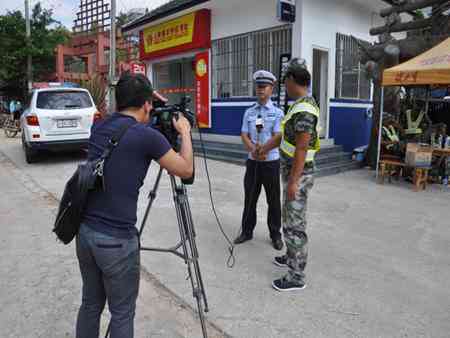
[179,206,209,338]
[138,167,164,238]
[183,195,209,312]
[170,176,209,338]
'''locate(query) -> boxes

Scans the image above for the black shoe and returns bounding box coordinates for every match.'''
[272,276,306,292]
[233,233,252,245]
[273,255,288,267]
[272,238,284,251]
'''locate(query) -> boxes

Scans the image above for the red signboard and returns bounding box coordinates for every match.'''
[120,61,147,75]
[130,62,146,75]
[139,9,211,61]
[195,51,210,128]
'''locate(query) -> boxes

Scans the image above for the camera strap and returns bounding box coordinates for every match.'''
[94,118,137,178]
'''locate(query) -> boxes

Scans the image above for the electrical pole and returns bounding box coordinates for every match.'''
[25,0,32,93]
[109,0,117,113]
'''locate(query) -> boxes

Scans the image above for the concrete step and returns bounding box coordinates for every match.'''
[194,146,350,164]
[194,152,359,174]
[315,160,361,177]
[192,140,357,177]
[193,141,344,157]
[315,152,352,165]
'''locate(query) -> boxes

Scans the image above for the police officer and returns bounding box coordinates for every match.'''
[234,70,284,251]
[260,59,320,291]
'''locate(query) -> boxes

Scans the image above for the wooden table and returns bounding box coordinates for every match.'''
[433,148,450,157]
[378,159,405,184]
[378,159,430,191]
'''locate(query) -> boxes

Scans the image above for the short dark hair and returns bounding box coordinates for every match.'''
[285,67,311,87]
[115,72,153,111]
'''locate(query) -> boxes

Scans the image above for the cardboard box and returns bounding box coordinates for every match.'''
[405,143,433,168]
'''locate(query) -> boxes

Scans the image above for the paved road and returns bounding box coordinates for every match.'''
[1,133,450,338]
[0,135,226,338]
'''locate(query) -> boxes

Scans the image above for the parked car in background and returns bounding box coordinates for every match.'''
[21,87,101,163]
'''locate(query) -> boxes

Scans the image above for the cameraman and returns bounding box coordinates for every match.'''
[75,72,193,338]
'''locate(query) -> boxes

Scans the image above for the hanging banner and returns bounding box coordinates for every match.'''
[195,51,210,128]
[140,9,211,60]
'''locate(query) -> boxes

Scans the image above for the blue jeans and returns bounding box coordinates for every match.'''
[76,224,140,338]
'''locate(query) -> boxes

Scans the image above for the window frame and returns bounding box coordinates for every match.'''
[211,25,292,99]
[335,33,371,101]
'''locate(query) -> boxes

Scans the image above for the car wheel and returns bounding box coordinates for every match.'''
[22,134,39,163]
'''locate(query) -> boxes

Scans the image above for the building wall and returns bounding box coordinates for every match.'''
[295,0,383,145]
[140,0,388,146]
[210,0,284,40]
[299,0,384,101]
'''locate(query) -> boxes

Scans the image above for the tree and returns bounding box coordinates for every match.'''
[116,9,146,29]
[0,10,27,99]
[360,0,450,168]
[0,3,70,100]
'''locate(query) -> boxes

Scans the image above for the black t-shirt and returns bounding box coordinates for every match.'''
[83,113,172,238]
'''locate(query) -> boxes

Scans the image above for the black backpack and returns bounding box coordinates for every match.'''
[53,120,136,244]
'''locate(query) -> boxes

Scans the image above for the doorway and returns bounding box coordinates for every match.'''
[312,48,329,138]
[152,56,196,115]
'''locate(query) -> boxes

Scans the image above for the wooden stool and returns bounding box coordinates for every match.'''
[412,167,430,192]
[378,160,405,184]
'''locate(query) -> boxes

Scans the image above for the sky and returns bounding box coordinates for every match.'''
[0,0,170,29]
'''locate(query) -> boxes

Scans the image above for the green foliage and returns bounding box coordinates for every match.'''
[0,2,70,99]
[413,10,425,20]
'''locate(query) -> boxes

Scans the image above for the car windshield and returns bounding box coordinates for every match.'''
[36,91,93,110]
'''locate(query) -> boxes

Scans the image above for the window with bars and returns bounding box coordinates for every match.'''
[335,33,371,100]
[212,25,292,98]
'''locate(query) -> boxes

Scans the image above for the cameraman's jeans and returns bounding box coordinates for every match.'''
[76,224,140,338]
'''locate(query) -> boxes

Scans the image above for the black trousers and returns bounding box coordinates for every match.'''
[241,159,282,240]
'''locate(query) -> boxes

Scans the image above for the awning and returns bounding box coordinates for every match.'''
[382,37,450,86]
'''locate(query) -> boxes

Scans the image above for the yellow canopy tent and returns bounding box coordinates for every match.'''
[383,37,450,86]
[376,38,450,178]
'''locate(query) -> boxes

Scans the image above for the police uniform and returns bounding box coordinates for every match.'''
[237,71,284,246]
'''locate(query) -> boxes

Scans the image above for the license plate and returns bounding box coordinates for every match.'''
[57,119,77,128]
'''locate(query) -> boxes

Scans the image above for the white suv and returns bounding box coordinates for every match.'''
[21,87,101,163]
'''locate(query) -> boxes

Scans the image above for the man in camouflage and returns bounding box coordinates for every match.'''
[260,59,320,291]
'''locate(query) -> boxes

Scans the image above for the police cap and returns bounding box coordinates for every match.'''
[253,70,277,86]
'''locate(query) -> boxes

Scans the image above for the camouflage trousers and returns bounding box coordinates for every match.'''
[281,173,314,282]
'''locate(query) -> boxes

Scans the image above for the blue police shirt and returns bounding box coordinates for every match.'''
[241,100,283,161]
[83,113,172,239]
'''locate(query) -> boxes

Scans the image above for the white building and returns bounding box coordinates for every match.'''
[123,0,389,151]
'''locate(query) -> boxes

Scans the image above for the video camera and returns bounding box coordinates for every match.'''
[151,96,195,148]
[151,96,196,185]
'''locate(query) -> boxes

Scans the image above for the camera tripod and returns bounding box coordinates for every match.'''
[106,167,209,338]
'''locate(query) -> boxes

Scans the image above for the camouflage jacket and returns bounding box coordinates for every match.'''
[280,96,319,179]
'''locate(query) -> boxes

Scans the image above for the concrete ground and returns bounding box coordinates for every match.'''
[0,137,226,338]
[1,133,449,338]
